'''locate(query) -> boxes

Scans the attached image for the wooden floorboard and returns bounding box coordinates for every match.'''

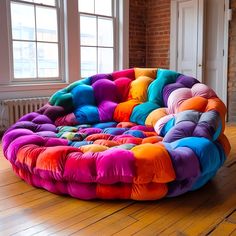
[0,124,236,236]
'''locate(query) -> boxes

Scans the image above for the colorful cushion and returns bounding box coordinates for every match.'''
[2,68,230,200]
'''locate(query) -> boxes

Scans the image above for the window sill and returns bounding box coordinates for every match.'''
[0,82,69,100]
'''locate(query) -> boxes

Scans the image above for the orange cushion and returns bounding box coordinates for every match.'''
[131,182,168,200]
[128,76,153,102]
[113,100,141,122]
[134,68,157,80]
[142,136,163,144]
[145,107,168,126]
[131,143,176,184]
[178,96,208,113]
[80,144,108,153]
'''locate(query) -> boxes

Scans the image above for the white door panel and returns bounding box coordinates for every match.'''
[204,0,225,101]
[177,0,199,78]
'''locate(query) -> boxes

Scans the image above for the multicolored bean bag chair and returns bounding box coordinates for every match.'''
[2,68,231,200]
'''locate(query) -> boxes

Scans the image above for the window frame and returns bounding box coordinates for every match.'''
[8,0,66,83]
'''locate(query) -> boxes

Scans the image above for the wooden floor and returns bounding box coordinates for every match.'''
[0,124,236,236]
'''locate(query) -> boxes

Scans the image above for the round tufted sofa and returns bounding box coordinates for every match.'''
[2,68,231,200]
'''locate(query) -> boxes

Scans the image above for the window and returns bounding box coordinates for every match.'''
[78,0,115,77]
[10,0,63,81]
[0,0,128,99]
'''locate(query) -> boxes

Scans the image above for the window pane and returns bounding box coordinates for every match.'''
[80,16,96,46]
[98,48,113,74]
[98,18,113,47]
[13,41,36,78]
[78,0,94,13]
[81,47,97,77]
[11,2,35,40]
[95,0,112,16]
[37,43,59,77]
[36,7,58,42]
[34,0,56,6]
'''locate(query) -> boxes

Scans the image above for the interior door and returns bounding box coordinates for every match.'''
[204,0,225,102]
[171,0,228,104]
[177,0,199,78]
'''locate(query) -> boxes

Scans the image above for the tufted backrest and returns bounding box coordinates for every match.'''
[45,68,226,137]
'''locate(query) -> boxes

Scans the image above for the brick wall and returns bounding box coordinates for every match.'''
[129,0,170,68]
[228,0,236,122]
[129,0,146,68]
[146,0,171,68]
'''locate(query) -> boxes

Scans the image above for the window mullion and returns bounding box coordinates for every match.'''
[96,15,98,74]
[12,39,58,44]
[57,0,61,79]
[80,12,113,19]
[34,4,38,78]
[11,0,56,8]
[80,45,113,49]
[112,0,115,70]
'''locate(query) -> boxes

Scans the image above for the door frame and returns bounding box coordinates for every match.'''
[223,0,229,105]
[170,0,204,82]
[170,0,179,73]
[170,0,229,105]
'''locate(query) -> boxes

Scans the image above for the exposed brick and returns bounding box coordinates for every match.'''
[228,0,236,121]
[129,0,146,68]
[145,0,170,68]
[129,0,170,68]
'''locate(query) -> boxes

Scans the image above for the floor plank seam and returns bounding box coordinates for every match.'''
[13,206,100,235]
[39,202,129,235]
[119,196,201,235]
[0,192,51,213]
[0,188,35,201]
[148,196,214,235]
[226,160,236,168]
[205,208,236,235]
[229,228,236,236]
[0,180,24,188]
[68,202,136,235]
[226,208,236,224]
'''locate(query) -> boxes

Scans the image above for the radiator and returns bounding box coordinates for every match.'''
[0,97,49,132]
